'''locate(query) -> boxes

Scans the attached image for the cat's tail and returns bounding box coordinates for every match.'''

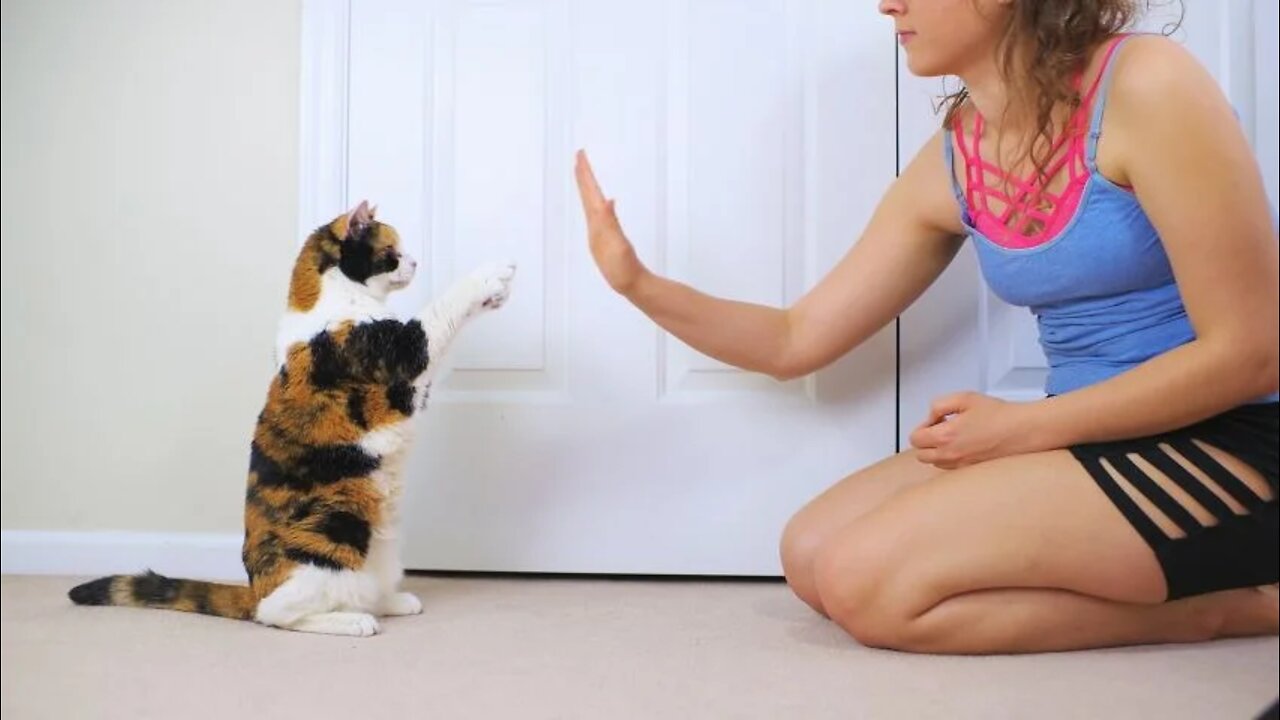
[68,570,256,621]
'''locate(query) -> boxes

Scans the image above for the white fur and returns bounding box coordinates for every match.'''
[256,256,516,637]
[275,270,395,367]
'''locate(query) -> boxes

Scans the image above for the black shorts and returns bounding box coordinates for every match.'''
[1068,402,1278,600]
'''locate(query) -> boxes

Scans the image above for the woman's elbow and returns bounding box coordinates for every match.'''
[1255,344,1280,396]
[769,346,823,382]
[1235,338,1279,398]
[767,354,805,382]
[769,364,808,383]
[763,344,801,382]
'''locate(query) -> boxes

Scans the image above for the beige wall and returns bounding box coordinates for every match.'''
[2,0,300,532]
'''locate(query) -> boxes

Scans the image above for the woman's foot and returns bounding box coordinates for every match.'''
[1209,585,1280,639]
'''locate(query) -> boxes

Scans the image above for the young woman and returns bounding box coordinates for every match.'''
[575,0,1279,654]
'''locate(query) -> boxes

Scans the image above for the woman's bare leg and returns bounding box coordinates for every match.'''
[780,450,945,615]
[811,449,1278,653]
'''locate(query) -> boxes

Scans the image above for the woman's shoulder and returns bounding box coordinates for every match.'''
[1097,32,1241,185]
[1105,34,1216,111]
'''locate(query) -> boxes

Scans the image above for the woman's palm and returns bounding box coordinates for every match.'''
[575,150,644,293]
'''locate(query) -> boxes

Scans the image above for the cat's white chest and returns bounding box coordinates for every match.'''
[360,422,412,460]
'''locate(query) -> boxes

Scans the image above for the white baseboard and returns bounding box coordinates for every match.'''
[1,530,247,582]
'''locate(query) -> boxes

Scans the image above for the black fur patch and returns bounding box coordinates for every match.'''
[131,571,180,605]
[250,443,304,491]
[389,320,428,378]
[370,250,399,276]
[305,321,428,391]
[320,511,372,555]
[339,239,375,283]
[297,444,380,485]
[308,331,349,388]
[68,576,114,605]
[346,388,368,429]
[346,319,429,382]
[289,498,318,522]
[387,381,415,416]
[285,548,344,571]
[253,443,377,490]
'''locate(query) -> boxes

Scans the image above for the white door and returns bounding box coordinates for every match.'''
[300,0,901,575]
[898,0,1280,444]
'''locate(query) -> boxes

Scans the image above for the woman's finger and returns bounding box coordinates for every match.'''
[924,392,969,427]
[575,150,607,214]
[908,425,937,450]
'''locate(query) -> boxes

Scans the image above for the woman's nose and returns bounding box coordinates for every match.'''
[878,0,905,17]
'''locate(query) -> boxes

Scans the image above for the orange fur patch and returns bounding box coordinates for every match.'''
[287,247,324,311]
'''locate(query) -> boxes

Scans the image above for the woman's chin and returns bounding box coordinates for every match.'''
[902,50,949,79]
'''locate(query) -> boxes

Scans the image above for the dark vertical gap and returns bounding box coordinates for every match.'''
[342,0,353,209]
[893,37,902,454]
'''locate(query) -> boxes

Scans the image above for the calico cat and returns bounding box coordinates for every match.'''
[68,200,515,636]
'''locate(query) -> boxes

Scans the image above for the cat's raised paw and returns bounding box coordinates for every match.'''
[472,262,516,310]
[379,592,424,617]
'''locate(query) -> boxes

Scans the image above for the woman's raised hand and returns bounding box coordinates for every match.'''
[574,150,647,295]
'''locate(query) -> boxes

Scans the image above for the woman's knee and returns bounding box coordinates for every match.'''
[781,457,939,616]
[780,511,828,612]
[779,511,822,578]
[812,527,915,649]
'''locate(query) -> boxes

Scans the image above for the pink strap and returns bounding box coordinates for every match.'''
[953,35,1128,248]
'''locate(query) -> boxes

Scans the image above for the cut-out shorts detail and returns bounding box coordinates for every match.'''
[1069,402,1278,600]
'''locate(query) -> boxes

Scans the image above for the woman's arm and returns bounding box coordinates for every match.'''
[1024,36,1280,449]
[574,133,965,381]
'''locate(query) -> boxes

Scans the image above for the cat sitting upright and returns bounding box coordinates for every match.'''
[69,200,515,636]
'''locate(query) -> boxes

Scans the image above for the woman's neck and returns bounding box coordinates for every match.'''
[958,44,1035,134]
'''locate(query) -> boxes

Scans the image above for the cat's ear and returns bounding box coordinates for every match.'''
[368,204,378,220]
[340,199,373,241]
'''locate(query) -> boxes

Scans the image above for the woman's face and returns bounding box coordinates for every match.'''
[878,0,1014,77]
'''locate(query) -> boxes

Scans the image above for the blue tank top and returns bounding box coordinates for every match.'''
[942,38,1279,403]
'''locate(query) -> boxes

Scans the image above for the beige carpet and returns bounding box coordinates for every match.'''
[2,574,1276,720]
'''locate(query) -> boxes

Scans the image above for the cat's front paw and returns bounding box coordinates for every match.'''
[379,591,423,617]
[470,262,516,311]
